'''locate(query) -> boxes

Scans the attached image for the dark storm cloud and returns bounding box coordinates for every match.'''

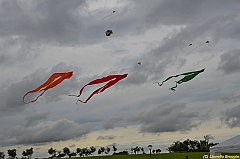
[0,62,81,115]
[144,0,240,26]
[96,135,116,140]
[220,104,240,128]
[102,117,123,130]
[0,0,87,45]
[1,0,239,46]
[24,112,50,127]
[0,118,92,146]
[128,102,199,133]
[218,49,240,74]
[145,0,206,25]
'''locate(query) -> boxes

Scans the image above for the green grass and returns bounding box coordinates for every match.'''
[66,152,210,159]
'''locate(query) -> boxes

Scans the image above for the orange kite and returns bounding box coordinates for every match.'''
[23,71,73,104]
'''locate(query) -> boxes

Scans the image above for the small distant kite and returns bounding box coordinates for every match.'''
[154,69,205,91]
[69,74,128,103]
[189,43,192,46]
[23,72,73,104]
[105,30,113,36]
[101,11,116,20]
[137,62,141,65]
[187,41,209,54]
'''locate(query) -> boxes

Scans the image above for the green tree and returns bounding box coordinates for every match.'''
[100,147,105,156]
[90,146,96,156]
[105,147,110,155]
[156,149,161,154]
[97,149,101,156]
[68,152,76,158]
[22,151,28,158]
[112,145,117,153]
[81,147,88,156]
[7,149,17,159]
[48,148,56,158]
[26,147,33,159]
[76,148,83,157]
[63,147,70,158]
[133,146,140,154]
[56,150,65,158]
[0,151,5,159]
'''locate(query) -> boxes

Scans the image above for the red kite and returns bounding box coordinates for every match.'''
[69,74,128,103]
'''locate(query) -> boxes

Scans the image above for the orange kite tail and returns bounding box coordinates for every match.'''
[23,71,73,104]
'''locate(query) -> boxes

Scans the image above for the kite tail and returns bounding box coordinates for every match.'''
[170,82,178,91]
[153,81,164,86]
[154,74,182,87]
[68,83,88,98]
[22,91,45,104]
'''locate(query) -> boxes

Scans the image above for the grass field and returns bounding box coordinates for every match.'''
[47,152,240,159]
[66,152,209,159]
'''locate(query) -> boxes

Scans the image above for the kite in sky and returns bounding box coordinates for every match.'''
[154,69,205,91]
[23,71,73,104]
[105,30,113,36]
[138,62,141,65]
[69,74,128,103]
[187,41,209,54]
[101,11,116,20]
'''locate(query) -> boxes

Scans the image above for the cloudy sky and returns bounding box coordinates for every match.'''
[0,0,240,158]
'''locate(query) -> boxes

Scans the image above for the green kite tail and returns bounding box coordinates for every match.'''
[154,68,205,91]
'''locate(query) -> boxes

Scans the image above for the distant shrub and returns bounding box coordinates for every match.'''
[112,151,129,155]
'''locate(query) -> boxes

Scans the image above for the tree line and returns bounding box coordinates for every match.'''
[0,144,162,159]
[1,136,216,159]
[167,135,218,153]
[0,148,33,159]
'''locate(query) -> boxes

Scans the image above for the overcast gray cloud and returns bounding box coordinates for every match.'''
[0,0,88,45]
[96,135,116,140]
[219,92,240,104]
[0,0,240,157]
[0,118,92,146]
[128,102,199,133]
[218,49,240,74]
[24,112,50,127]
[102,117,123,130]
[220,104,240,128]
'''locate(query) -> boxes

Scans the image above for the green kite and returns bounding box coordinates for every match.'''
[154,68,205,91]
